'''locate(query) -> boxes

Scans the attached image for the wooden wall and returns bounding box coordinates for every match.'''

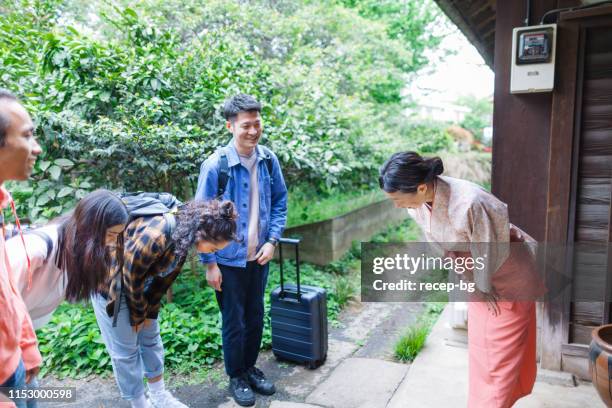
[491,0,580,241]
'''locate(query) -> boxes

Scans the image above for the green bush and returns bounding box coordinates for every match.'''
[1,0,445,222]
[36,259,346,378]
[401,122,455,154]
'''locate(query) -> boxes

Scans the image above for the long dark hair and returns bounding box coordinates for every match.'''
[379,151,444,193]
[56,189,129,302]
[172,200,238,261]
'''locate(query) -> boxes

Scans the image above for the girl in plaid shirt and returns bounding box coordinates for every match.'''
[92,199,238,408]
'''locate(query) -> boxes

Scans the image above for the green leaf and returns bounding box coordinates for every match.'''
[49,165,61,180]
[100,92,111,102]
[124,8,138,19]
[57,187,74,198]
[54,158,74,168]
[37,195,50,206]
[39,161,51,172]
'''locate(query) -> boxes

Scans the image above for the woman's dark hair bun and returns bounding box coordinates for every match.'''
[379,151,444,193]
[427,157,444,180]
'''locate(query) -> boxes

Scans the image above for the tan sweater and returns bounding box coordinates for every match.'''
[239,150,260,261]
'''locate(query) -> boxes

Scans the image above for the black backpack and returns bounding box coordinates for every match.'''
[217,146,274,198]
[111,192,182,327]
[119,192,182,221]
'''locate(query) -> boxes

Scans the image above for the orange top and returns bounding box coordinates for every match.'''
[0,185,41,385]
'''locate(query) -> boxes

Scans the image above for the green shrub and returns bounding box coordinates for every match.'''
[36,258,346,378]
[1,0,446,222]
[394,324,429,362]
[402,122,455,154]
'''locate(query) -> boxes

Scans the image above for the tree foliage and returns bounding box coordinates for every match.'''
[457,94,493,144]
[1,0,444,222]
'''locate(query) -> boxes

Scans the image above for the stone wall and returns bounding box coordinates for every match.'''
[279,199,408,265]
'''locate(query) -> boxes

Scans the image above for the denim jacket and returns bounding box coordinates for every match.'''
[195,141,288,267]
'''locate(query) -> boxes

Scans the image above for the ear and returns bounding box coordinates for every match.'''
[226,121,232,131]
[417,183,428,195]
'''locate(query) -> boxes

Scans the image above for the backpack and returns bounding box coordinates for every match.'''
[217,146,274,198]
[111,192,182,327]
[119,192,182,221]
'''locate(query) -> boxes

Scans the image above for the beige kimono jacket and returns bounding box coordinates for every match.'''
[408,175,511,293]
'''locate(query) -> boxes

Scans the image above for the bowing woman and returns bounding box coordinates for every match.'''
[379,151,541,408]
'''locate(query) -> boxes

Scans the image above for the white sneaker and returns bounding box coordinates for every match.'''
[149,390,189,408]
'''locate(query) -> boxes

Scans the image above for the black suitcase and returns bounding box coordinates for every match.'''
[270,238,328,369]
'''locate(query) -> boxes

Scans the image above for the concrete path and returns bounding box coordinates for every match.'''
[40,302,422,408]
[39,302,604,408]
[387,306,604,408]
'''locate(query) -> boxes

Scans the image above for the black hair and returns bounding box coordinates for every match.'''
[172,199,239,261]
[56,189,130,302]
[0,88,18,147]
[379,151,444,193]
[222,94,262,122]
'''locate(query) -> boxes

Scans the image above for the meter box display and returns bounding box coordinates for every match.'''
[510,24,557,93]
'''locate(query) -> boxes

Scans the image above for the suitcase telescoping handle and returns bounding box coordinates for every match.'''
[278,237,301,301]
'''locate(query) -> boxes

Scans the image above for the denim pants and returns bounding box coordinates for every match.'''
[91,294,164,400]
[216,261,269,378]
[1,359,26,408]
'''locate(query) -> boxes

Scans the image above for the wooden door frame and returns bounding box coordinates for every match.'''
[541,5,612,371]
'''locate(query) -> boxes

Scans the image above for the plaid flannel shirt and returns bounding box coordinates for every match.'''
[98,214,185,326]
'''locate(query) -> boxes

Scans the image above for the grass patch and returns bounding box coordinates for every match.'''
[287,187,384,228]
[394,324,429,362]
[394,302,446,362]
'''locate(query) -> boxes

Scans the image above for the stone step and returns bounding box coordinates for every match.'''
[306,358,409,408]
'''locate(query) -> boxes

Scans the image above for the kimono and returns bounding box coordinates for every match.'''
[408,175,538,408]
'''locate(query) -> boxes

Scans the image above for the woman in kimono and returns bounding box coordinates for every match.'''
[378,151,539,408]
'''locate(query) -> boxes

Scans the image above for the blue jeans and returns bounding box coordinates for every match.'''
[91,294,164,401]
[1,359,26,408]
[216,261,269,378]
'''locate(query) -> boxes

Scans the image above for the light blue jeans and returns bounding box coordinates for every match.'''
[91,294,164,400]
[1,359,26,408]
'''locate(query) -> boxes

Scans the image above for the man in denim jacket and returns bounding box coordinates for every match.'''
[195,94,287,407]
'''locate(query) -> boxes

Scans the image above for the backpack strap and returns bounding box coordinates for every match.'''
[216,146,274,198]
[25,230,53,262]
[217,148,230,199]
[260,146,274,186]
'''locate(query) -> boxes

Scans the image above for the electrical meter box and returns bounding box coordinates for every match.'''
[510,24,557,93]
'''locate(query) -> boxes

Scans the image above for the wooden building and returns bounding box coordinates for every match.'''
[434,0,612,379]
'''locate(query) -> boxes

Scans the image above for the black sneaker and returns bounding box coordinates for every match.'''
[246,366,276,396]
[229,375,255,407]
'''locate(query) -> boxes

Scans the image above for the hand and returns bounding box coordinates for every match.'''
[476,288,501,316]
[510,225,524,242]
[25,366,40,384]
[206,263,223,291]
[255,242,276,265]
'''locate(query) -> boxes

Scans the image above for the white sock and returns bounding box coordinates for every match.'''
[130,393,150,408]
[148,378,165,394]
